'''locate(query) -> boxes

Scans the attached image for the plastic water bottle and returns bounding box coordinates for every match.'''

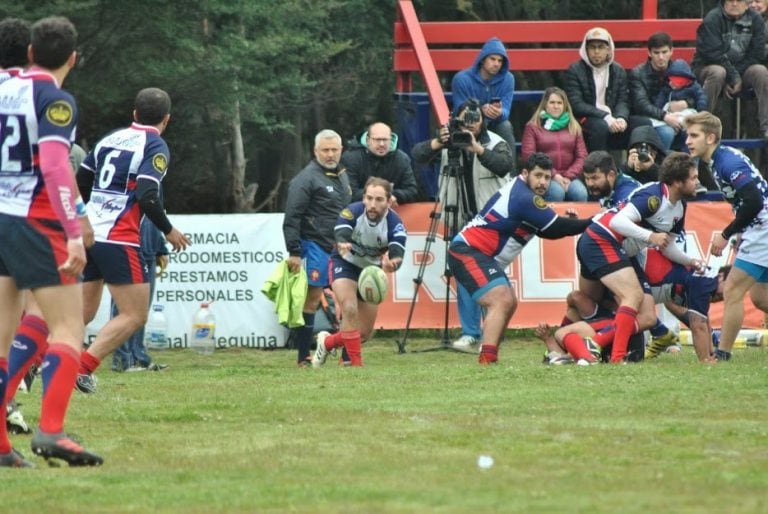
[189,303,216,355]
[145,304,168,350]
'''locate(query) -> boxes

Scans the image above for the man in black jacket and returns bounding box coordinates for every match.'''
[341,122,420,206]
[564,27,651,152]
[630,32,696,152]
[692,0,768,140]
[283,130,352,366]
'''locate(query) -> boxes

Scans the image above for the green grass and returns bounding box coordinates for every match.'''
[3,336,767,513]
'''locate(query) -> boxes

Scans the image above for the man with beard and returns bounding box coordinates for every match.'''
[581,150,642,207]
[576,152,706,363]
[311,177,407,367]
[446,153,592,365]
[283,130,352,367]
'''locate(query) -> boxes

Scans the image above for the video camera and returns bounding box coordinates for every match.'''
[448,100,482,148]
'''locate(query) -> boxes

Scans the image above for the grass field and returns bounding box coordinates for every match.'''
[3,335,767,513]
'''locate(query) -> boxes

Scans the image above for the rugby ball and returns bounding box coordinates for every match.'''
[358,266,388,305]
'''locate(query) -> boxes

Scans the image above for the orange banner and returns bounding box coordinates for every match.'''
[376,201,764,329]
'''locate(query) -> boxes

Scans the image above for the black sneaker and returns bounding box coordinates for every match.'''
[31,431,103,467]
[75,373,97,394]
[0,448,35,468]
[714,348,732,361]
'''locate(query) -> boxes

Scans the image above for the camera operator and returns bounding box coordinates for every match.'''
[411,98,514,349]
[620,125,666,184]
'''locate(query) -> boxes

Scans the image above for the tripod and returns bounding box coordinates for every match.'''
[396,150,475,354]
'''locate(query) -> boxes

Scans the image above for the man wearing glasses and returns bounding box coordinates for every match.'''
[341,122,420,206]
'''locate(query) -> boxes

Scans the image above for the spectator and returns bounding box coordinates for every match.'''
[521,87,589,201]
[630,32,693,152]
[620,126,667,184]
[451,37,516,155]
[283,130,352,367]
[564,26,651,152]
[341,122,420,206]
[411,99,513,350]
[693,0,768,140]
[654,60,709,148]
[750,0,768,59]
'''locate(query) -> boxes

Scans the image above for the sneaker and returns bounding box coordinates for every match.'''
[452,335,478,349]
[6,400,31,435]
[74,373,98,394]
[125,366,147,372]
[644,331,679,359]
[296,357,313,368]
[312,331,331,368]
[30,430,103,467]
[543,351,574,366]
[576,358,599,366]
[146,362,169,371]
[714,348,732,361]
[0,448,34,468]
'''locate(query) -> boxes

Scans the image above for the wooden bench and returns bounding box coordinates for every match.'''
[392,0,764,159]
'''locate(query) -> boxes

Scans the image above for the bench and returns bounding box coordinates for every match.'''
[392,0,764,174]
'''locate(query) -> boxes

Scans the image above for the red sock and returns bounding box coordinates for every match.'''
[5,314,49,401]
[478,344,498,364]
[610,306,638,363]
[0,358,10,453]
[341,330,363,366]
[593,325,616,347]
[79,351,101,375]
[39,343,80,434]
[324,332,344,351]
[563,333,597,361]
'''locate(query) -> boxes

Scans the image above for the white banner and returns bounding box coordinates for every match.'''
[86,214,291,349]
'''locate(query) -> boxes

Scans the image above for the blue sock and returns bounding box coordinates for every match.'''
[649,319,668,338]
[296,312,315,363]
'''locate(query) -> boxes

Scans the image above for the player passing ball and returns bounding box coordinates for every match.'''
[312,177,407,367]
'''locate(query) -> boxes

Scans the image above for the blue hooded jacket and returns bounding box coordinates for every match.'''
[654,59,708,112]
[450,37,515,120]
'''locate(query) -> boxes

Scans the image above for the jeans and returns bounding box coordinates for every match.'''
[655,124,675,152]
[111,254,156,371]
[545,178,589,202]
[457,282,482,339]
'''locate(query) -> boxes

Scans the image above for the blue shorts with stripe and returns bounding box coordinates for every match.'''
[577,225,632,281]
[0,214,78,289]
[83,241,148,284]
[448,240,509,301]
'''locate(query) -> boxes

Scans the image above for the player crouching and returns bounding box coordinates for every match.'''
[312,177,407,367]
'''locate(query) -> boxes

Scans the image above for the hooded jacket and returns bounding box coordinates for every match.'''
[564,29,630,123]
[693,4,766,84]
[340,132,420,203]
[451,37,515,121]
[655,60,709,112]
[620,125,665,184]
